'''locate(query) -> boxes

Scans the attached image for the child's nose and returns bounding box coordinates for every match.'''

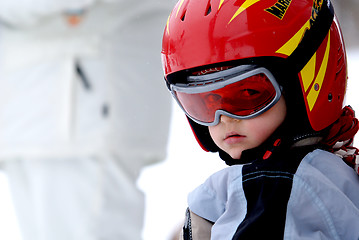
[220,115,240,123]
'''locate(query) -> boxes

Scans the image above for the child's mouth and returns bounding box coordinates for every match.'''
[224,132,245,144]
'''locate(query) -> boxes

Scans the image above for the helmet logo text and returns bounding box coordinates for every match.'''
[310,0,324,27]
[265,0,292,20]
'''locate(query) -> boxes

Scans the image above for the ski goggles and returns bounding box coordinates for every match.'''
[170,65,282,126]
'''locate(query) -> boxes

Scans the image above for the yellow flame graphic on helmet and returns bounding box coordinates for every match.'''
[176,0,185,17]
[300,31,331,111]
[229,0,262,24]
[276,20,311,56]
[166,15,170,34]
[165,0,185,35]
[218,0,225,10]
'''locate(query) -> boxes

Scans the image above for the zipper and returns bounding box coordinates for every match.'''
[183,208,193,240]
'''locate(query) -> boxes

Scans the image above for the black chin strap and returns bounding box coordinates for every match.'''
[218,125,288,165]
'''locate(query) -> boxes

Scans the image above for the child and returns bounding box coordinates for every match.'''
[161,0,359,239]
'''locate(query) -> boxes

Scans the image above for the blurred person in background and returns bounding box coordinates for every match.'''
[0,1,174,240]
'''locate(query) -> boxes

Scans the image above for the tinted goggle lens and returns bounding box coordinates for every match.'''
[171,66,281,126]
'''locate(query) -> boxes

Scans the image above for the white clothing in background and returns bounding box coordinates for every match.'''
[0,0,175,239]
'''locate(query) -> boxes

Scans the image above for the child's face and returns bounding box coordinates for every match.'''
[208,96,286,159]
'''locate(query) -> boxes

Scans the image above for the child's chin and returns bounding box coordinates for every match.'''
[228,151,243,160]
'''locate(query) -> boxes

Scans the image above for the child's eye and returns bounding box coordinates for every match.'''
[205,93,221,103]
[241,89,260,97]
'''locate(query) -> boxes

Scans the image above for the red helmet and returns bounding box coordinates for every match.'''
[162,0,347,151]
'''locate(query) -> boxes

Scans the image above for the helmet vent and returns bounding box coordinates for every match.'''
[336,44,345,79]
[178,0,189,22]
[181,11,186,21]
[205,0,212,16]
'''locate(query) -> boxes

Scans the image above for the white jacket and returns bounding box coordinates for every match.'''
[0,0,174,162]
[186,149,359,239]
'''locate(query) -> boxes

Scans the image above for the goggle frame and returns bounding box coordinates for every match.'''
[170,65,282,126]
